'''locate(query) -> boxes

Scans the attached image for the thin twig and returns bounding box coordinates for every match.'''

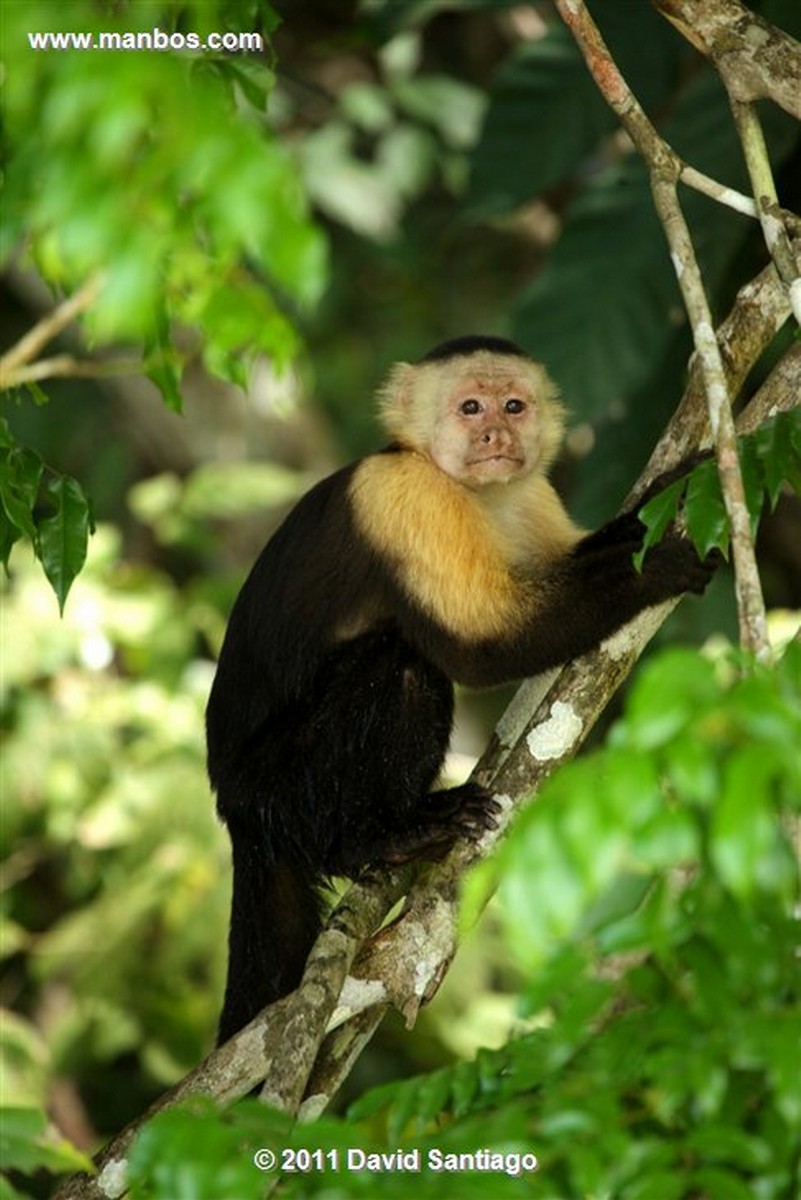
[0,275,103,383]
[0,353,141,389]
[679,165,757,218]
[728,98,801,324]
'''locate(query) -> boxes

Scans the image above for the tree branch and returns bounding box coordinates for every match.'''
[653,0,801,120]
[0,276,103,388]
[678,164,757,218]
[0,353,141,388]
[553,0,771,662]
[728,98,801,324]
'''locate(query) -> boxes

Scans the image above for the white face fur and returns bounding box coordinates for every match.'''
[379,352,565,489]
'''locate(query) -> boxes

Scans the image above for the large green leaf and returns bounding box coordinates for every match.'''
[38,476,92,613]
[468,1,685,215]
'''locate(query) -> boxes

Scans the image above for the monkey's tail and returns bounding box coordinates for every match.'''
[217,824,322,1045]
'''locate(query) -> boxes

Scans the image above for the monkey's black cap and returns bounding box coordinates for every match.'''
[418,335,528,364]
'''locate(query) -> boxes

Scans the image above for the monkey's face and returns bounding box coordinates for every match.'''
[429,365,545,487]
[377,349,565,485]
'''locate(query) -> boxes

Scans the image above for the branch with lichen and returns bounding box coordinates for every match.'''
[653,0,801,121]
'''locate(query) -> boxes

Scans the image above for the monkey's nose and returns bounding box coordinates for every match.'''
[481,427,509,447]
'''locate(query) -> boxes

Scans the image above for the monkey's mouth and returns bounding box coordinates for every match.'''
[469,454,522,467]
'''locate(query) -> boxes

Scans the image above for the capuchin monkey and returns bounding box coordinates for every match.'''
[206,335,715,1043]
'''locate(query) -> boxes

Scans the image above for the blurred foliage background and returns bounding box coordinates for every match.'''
[1,0,800,1196]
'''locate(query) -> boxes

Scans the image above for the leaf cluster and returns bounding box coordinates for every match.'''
[1,1,325,383]
[636,409,801,566]
[357,642,801,1199]
[0,533,228,1186]
[0,1108,93,1200]
[116,642,801,1200]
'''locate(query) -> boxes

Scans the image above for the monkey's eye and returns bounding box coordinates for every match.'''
[505,398,526,414]
[460,399,482,415]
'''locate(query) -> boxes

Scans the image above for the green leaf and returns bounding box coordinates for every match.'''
[0,1106,94,1177]
[617,648,719,749]
[128,1100,270,1200]
[37,476,92,613]
[751,409,801,507]
[634,806,698,869]
[710,746,782,898]
[684,456,729,558]
[0,445,43,548]
[144,306,184,414]
[634,478,685,570]
[739,435,765,537]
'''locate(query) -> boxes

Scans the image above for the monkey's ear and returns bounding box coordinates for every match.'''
[377,361,417,442]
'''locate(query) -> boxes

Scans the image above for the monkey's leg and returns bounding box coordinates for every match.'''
[313,628,499,873]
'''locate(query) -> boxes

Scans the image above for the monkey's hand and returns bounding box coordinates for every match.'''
[640,536,721,599]
[575,518,719,603]
[377,783,501,865]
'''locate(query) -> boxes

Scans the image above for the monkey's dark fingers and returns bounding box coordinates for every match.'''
[690,547,723,593]
[427,781,499,819]
[647,538,721,597]
[379,785,500,865]
[379,826,458,864]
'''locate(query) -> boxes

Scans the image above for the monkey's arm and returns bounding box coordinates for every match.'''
[394,526,713,688]
[348,451,715,690]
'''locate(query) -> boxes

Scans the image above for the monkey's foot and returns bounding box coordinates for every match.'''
[379,783,501,864]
